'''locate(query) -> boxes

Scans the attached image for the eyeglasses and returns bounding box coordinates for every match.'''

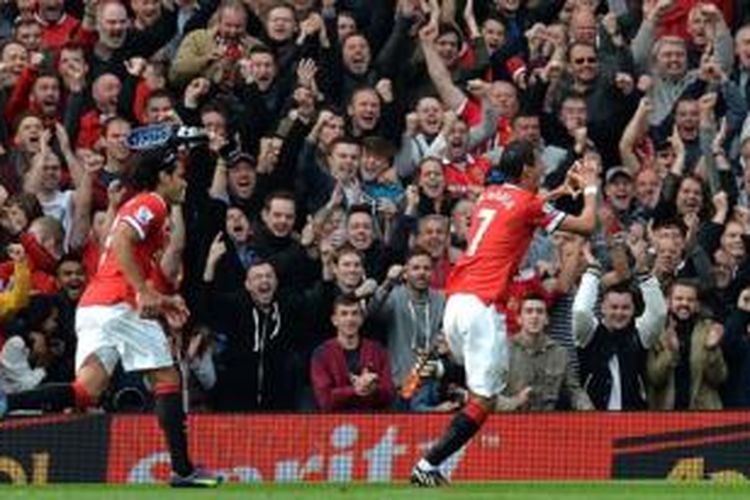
[573,57,597,64]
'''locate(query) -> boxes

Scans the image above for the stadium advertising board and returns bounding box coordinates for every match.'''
[106,413,750,483]
[613,421,750,480]
[0,415,109,483]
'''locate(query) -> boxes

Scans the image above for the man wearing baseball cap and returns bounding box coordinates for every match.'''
[603,166,647,233]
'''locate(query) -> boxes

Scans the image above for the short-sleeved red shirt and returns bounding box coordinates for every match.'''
[79,192,168,307]
[446,184,565,305]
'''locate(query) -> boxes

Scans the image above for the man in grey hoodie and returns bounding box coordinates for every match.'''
[369,247,446,397]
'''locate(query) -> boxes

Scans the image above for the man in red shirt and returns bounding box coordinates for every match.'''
[310,295,394,411]
[36,0,81,51]
[411,140,600,486]
[0,147,220,488]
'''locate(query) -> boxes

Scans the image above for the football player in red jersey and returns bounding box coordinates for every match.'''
[411,140,600,486]
[0,147,220,488]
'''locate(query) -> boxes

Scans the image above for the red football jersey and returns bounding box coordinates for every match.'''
[445,184,565,305]
[79,193,169,307]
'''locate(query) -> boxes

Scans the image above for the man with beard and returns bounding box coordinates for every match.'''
[395,212,457,291]
[46,255,87,383]
[4,67,62,130]
[200,256,303,411]
[368,248,446,403]
[36,0,80,51]
[646,279,726,409]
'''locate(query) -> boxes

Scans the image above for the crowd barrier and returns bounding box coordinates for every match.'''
[2,413,750,483]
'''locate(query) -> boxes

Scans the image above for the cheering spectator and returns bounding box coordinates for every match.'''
[0,0,748,417]
[171,2,261,87]
[573,244,667,410]
[369,248,445,395]
[646,279,727,409]
[201,255,303,411]
[311,294,394,411]
[498,294,593,411]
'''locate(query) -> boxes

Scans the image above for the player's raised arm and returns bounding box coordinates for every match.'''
[558,158,601,236]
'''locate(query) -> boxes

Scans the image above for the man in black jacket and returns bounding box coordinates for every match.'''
[201,251,304,411]
[253,190,319,290]
[572,258,667,410]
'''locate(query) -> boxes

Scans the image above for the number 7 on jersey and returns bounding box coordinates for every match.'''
[466,208,497,256]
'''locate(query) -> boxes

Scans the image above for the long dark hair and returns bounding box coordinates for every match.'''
[497,140,536,183]
[126,146,178,192]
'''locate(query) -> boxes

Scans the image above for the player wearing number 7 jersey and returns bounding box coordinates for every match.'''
[411,140,600,487]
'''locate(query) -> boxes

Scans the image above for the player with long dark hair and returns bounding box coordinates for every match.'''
[0,146,220,488]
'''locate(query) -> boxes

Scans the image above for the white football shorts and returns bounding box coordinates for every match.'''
[75,303,174,375]
[443,293,508,398]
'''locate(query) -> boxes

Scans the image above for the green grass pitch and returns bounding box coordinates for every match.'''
[2,482,750,499]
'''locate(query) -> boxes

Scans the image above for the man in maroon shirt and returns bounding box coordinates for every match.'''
[311,294,394,411]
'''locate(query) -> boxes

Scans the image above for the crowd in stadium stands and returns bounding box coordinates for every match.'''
[0,0,749,413]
